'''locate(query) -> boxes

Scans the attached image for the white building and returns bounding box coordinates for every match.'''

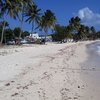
[30,33,40,39]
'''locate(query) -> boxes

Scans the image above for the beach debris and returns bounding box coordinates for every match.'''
[92,68,95,70]
[11,93,19,97]
[37,91,40,93]
[16,86,22,89]
[23,86,28,89]
[60,88,70,100]
[15,64,18,66]
[11,81,15,83]
[78,86,80,88]
[68,97,72,99]
[73,97,78,99]
[5,83,10,86]
[15,50,18,52]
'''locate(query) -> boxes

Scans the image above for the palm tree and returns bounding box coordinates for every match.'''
[90,26,96,34]
[69,16,81,32]
[0,0,20,44]
[18,0,33,40]
[25,4,41,35]
[77,25,88,40]
[39,10,56,41]
[90,26,96,40]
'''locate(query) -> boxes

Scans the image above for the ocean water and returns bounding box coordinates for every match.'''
[85,41,100,68]
[87,41,100,56]
[81,41,100,99]
[97,45,100,53]
[94,42,100,56]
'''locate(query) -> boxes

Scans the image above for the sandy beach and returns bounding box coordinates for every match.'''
[0,41,100,100]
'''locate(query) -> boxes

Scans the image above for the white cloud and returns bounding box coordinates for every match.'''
[77,7,100,26]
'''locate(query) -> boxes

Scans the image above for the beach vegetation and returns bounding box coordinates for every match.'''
[52,16,100,42]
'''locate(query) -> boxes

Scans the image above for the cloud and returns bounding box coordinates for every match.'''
[77,7,100,26]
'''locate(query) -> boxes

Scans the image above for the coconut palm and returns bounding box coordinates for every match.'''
[69,16,81,32]
[25,4,41,35]
[39,10,56,41]
[90,26,96,34]
[0,0,20,44]
[18,0,33,40]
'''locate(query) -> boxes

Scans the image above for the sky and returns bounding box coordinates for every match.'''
[5,0,100,33]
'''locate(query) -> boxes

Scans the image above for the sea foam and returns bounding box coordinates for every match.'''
[97,46,100,53]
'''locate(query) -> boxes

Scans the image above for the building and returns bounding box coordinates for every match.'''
[30,32,41,39]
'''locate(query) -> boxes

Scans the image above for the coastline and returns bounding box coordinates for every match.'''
[80,41,100,100]
[0,41,100,100]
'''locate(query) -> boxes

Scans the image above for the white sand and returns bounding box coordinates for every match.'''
[0,41,99,100]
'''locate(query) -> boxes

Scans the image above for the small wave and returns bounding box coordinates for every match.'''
[97,46,100,53]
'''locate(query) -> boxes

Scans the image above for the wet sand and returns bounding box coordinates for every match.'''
[81,41,100,100]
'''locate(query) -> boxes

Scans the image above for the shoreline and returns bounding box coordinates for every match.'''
[80,41,100,100]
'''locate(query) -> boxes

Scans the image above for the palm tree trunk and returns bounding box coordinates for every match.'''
[19,20,23,39]
[19,6,24,41]
[31,21,34,36]
[0,21,5,45]
[4,33,6,44]
[44,28,47,42]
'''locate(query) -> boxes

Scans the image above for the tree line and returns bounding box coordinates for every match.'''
[52,16,100,42]
[0,0,56,44]
[0,1,100,45]
[0,21,30,43]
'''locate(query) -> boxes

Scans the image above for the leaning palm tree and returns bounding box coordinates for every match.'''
[25,4,41,35]
[0,0,20,44]
[18,0,33,40]
[39,10,56,41]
